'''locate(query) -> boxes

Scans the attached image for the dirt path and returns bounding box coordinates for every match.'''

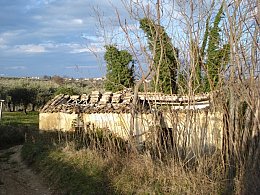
[0,145,52,195]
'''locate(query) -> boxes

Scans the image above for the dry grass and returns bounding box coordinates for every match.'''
[22,130,229,194]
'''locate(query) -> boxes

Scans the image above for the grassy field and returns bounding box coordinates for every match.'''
[0,111,38,149]
[1,111,39,127]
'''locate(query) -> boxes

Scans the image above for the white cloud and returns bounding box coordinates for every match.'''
[70,45,105,54]
[70,47,89,53]
[85,45,105,53]
[14,44,46,53]
[25,0,58,11]
[66,41,105,54]
[0,38,6,48]
[4,66,27,70]
[0,0,128,77]
[0,31,24,46]
[9,42,86,54]
[1,41,99,54]
[72,19,83,25]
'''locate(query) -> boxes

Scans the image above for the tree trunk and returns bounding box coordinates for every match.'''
[32,104,36,111]
[24,105,28,115]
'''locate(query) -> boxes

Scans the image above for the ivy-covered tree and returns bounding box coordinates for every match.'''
[184,4,229,93]
[204,4,230,92]
[140,18,179,94]
[104,45,134,92]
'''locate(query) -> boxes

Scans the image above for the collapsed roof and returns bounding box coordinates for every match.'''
[40,90,210,114]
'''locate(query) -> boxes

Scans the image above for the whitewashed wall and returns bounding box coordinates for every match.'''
[162,111,223,149]
[39,111,223,149]
[39,113,78,131]
[83,113,155,141]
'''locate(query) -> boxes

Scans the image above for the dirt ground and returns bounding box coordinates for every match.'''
[0,145,52,195]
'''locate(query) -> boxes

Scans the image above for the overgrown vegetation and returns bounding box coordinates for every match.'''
[203,3,230,92]
[21,129,226,194]
[1,0,259,194]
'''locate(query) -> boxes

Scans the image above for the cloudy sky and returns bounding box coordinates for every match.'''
[0,0,129,78]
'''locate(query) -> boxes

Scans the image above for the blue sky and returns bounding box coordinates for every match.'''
[0,0,129,78]
[0,0,231,79]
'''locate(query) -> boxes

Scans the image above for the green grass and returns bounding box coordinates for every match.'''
[1,111,39,127]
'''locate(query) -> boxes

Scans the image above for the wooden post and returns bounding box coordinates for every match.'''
[0,100,5,120]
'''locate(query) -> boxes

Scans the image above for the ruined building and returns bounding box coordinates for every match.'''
[39,90,223,148]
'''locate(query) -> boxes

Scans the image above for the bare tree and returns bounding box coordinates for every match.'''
[92,0,259,192]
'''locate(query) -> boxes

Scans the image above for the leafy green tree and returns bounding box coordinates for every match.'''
[0,86,7,100]
[177,70,188,94]
[140,18,179,94]
[54,87,77,96]
[31,87,55,111]
[104,45,134,92]
[9,87,36,114]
